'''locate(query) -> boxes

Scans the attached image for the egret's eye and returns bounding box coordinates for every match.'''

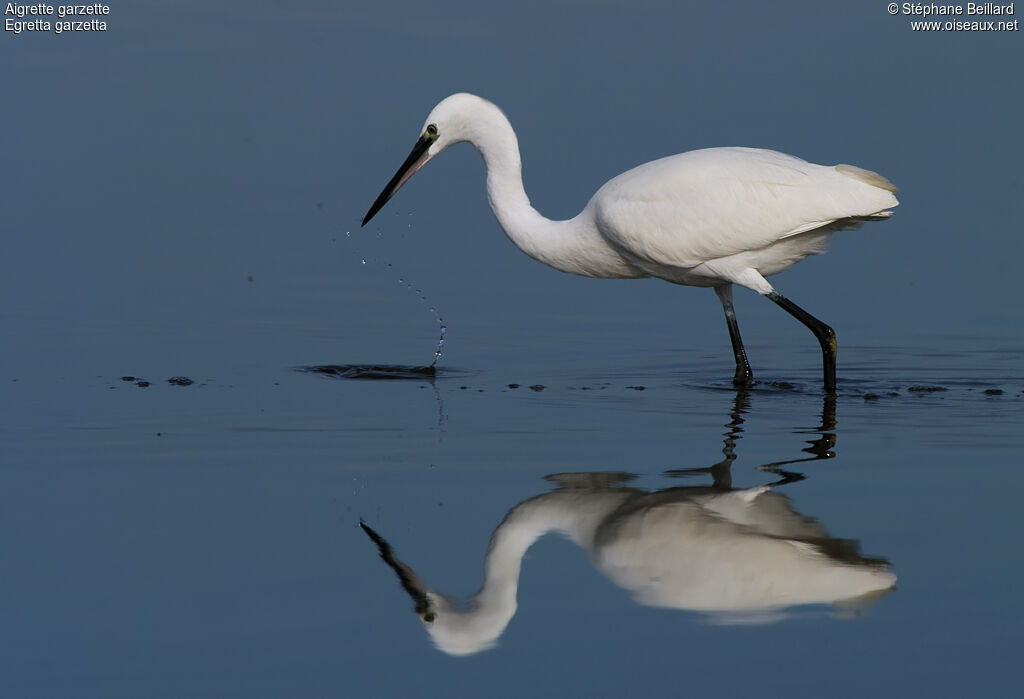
[425,123,438,139]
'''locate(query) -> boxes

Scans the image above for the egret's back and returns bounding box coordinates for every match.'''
[591,147,899,272]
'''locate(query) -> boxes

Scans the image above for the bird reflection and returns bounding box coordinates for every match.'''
[361,393,895,656]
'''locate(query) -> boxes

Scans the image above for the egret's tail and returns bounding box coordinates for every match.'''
[825,212,895,232]
[834,164,899,194]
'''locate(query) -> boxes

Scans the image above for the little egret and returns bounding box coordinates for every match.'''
[362,474,895,656]
[362,93,899,392]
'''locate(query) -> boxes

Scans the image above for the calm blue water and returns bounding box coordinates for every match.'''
[3,2,1023,697]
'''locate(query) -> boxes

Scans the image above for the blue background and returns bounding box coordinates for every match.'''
[2,2,1022,697]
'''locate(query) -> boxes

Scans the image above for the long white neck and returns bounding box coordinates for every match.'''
[426,490,631,655]
[479,491,625,601]
[460,104,643,279]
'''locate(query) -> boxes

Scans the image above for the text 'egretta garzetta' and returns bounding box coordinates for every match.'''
[362,93,899,392]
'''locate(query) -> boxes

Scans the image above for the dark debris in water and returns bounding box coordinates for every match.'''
[762,381,797,391]
[109,374,205,389]
[698,379,805,394]
[288,367,1018,400]
[119,375,152,388]
[856,385,1019,401]
[302,364,437,380]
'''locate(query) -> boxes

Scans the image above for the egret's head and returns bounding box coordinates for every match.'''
[361,93,502,226]
[358,517,513,657]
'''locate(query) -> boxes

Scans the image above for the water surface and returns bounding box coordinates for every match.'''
[3,2,1023,697]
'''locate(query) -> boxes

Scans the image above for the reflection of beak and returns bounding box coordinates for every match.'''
[359,520,436,622]
[361,135,432,226]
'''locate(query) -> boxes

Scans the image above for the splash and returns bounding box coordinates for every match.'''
[343,224,448,367]
[303,364,435,380]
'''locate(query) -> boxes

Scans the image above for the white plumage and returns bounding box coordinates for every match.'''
[593,147,897,285]
[363,93,899,391]
[361,477,896,656]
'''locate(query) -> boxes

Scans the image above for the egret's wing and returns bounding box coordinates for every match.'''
[592,147,898,269]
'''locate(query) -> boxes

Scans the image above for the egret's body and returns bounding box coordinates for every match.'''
[361,476,896,656]
[363,94,899,391]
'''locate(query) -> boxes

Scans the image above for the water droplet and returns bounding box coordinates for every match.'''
[361,259,367,265]
[432,322,447,367]
[345,231,351,238]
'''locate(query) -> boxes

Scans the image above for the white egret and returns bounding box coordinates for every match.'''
[362,94,899,392]
[361,474,896,656]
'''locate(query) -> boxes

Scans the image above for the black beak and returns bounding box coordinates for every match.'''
[362,134,433,226]
[359,520,437,622]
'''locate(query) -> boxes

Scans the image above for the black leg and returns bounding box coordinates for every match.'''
[714,285,753,386]
[767,292,837,393]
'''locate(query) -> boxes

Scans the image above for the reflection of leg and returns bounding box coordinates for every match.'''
[715,285,754,386]
[759,393,838,478]
[665,388,750,490]
[805,394,838,458]
[820,393,837,432]
[767,292,837,393]
[665,461,733,490]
